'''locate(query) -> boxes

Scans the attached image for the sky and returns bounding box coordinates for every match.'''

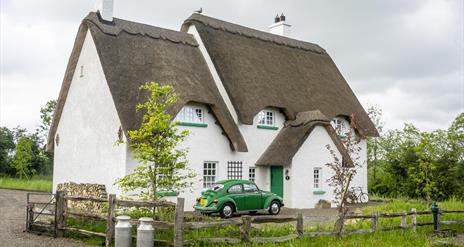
[0,0,463,133]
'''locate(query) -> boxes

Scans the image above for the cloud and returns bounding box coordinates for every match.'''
[0,0,462,132]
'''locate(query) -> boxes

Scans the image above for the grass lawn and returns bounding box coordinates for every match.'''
[0,175,52,192]
[63,197,464,246]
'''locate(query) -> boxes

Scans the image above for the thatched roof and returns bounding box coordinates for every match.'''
[47,12,248,152]
[255,110,354,167]
[181,14,378,137]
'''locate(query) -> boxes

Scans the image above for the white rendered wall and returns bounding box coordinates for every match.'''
[53,30,127,194]
[291,126,338,208]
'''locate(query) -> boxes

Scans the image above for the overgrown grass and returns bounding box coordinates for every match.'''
[0,175,52,192]
[64,198,464,246]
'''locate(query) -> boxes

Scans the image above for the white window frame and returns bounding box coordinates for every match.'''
[176,106,204,124]
[314,167,322,189]
[258,110,275,126]
[331,118,347,136]
[203,161,217,188]
[248,167,256,182]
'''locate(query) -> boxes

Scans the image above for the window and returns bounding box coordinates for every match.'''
[331,119,343,132]
[314,168,322,189]
[227,161,243,179]
[203,162,217,188]
[228,184,242,194]
[80,65,84,78]
[243,183,259,193]
[248,167,256,182]
[176,106,204,123]
[258,110,275,126]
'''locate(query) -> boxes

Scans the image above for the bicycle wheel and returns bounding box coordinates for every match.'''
[359,193,369,203]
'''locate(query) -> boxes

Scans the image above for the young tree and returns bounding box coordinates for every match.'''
[38,100,57,144]
[325,121,362,237]
[367,105,384,181]
[12,137,35,180]
[115,82,195,201]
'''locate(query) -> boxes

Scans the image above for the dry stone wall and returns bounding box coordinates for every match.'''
[57,182,108,213]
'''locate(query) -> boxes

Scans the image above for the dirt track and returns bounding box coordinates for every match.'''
[0,189,91,247]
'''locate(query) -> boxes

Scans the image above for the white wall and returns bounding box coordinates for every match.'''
[290,119,368,209]
[291,126,338,208]
[53,30,127,194]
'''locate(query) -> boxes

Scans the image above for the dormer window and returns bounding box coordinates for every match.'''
[257,110,278,130]
[331,118,347,137]
[175,105,207,127]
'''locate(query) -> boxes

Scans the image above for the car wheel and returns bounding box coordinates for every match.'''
[269,200,281,215]
[220,203,235,218]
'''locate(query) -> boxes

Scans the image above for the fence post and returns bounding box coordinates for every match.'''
[174,197,185,247]
[411,208,417,232]
[296,213,304,238]
[105,194,116,247]
[400,211,407,231]
[431,202,440,231]
[55,191,66,238]
[26,202,33,232]
[240,216,252,243]
[371,212,378,232]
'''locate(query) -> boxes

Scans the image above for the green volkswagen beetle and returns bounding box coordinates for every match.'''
[194,180,284,218]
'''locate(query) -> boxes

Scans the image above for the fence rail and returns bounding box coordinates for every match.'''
[26,191,464,247]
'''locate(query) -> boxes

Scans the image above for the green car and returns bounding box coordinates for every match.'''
[194,180,284,218]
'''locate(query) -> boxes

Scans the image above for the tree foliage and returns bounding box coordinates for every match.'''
[0,100,56,177]
[115,82,195,201]
[368,112,464,201]
[12,137,35,179]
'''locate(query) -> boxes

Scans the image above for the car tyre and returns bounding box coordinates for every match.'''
[268,200,281,215]
[220,203,235,218]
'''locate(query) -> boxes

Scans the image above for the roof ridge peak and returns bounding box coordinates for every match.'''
[183,13,326,54]
[85,12,198,47]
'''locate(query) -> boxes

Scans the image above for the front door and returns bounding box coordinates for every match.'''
[270,166,284,197]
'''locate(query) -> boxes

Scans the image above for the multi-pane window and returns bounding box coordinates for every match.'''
[176,106,204,123]
[314,168,322,189]
[227,161,243,180]
[258,110,275,126]
[331,118,347,136]
[203,162,217,188]
[248,167,256,182]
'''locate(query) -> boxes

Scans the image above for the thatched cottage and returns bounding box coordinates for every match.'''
[48,1,378,210]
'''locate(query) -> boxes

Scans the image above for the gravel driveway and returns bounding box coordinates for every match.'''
[0,189,91,247]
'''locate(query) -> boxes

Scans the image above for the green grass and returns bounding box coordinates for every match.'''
[63,198,464,247]
[0,175,52,192]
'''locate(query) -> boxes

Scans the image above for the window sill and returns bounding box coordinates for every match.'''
[176,122,208,127]
[257,125,278,130]
[313,190,326,195]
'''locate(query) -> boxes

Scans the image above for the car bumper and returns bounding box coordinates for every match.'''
[194,205,219,212]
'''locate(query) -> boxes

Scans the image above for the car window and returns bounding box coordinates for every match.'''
[228,184,242,194]
[211,184,224,192]
[243,183,258,193]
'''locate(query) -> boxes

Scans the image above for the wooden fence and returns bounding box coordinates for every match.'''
[27,191,464,246]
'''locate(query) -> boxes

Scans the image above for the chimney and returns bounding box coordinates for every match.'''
[94,0,114,22]
[268,13,291,37]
